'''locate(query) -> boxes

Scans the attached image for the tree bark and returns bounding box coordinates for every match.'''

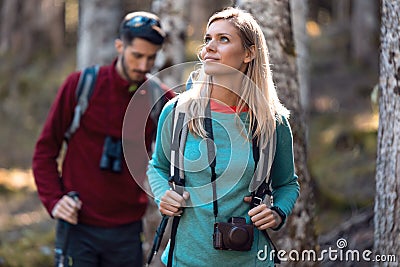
[122,0,152,13]
[374,1,400,266]
[351,0,379,65]
[333,0,351,26]
[237,0,317,265]
[188,0,209,42]
[0,0,19,55]
[290,0,310,112]
[151,0,188,86]
[77,0,122,69]
[0,0,65,63]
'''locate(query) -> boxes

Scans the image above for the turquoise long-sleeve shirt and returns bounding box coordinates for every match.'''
[147,98,299,267]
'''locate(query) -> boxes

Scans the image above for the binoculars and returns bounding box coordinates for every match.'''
[99,136,123,173]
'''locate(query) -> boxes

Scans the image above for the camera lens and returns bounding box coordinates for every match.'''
[228,227,249,246]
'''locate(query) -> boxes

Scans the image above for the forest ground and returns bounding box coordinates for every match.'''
[0,23,379,266]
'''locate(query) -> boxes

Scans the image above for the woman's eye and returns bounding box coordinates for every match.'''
[220,36,229,42]
[204,36,229,44]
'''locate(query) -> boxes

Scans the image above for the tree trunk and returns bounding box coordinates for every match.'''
[0,0,65,63]
[188,0,209,42]
[77,0,122,69]
[0,0,19,55]
[290,0,310,112]
[351,0,379,65]
[374,1,400,266]
[44,0,65,55]
[333,0,351,26]
[152,0,187,86]
[122,0,152,13]
[237,0,317,265]
[187,0,230,37]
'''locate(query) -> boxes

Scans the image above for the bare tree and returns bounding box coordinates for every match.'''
[122,0,153,12]
[290,0,310,112]
[333,0,351,26]
[187,0,226,44]
[374,1,400,266]
[351,0,379,65]
[0,0,65,64]
[151,0,188,86]
[237,0,317,265]
[77,0,122,69]
[188,0,209,43]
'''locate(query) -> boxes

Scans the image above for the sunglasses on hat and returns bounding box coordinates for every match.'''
[123,16,161,29]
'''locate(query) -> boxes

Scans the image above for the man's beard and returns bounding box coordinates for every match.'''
[121,54,147,85]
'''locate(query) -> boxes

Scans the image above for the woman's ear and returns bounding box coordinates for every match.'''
[244,45,256,64]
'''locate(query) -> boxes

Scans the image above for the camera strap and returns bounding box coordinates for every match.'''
[204,101,218,220]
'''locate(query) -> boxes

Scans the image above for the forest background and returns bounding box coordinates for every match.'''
[0,0,379,266]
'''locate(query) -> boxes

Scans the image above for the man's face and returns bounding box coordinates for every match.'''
[115,38,161,83]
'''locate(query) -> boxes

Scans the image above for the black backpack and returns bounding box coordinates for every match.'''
[64,65,167,141]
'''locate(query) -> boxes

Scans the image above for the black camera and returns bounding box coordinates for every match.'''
[213,217,254,251]
[99,136,123,173]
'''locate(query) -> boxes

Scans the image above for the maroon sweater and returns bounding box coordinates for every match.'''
[32,59,174,227]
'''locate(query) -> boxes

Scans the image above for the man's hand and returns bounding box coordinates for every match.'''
[51,194,82,224]
[159,189,190,217]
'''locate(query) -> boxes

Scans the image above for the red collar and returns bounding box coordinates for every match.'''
[210,99,248,113]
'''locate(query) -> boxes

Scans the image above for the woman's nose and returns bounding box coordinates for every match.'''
[205,39,216,51]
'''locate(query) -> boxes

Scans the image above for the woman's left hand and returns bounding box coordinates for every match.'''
[244,196,282,230]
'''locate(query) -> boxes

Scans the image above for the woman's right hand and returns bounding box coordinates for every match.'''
[159,189,190,216]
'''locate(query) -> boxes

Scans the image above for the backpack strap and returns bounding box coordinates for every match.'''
[169,97,189,191]
[145,73,169,128]
[250,130,277,207]
[64,65,99,141]
[250,129,281,264]
[167,96,189,267]
[146,98,186,267]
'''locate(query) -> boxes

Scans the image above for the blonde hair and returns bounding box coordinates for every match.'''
[183,7,289,142]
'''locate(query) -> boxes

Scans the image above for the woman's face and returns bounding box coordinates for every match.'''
[200,19,252,76]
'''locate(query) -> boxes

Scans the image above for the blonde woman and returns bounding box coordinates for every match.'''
[147,7,299,267]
